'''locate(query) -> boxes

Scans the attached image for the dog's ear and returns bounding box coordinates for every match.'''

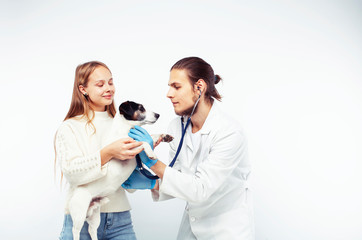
[119,101,138,120]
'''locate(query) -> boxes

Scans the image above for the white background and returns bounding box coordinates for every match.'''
[0,1,361,239]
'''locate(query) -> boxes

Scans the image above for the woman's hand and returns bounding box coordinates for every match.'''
[100,137,143,165]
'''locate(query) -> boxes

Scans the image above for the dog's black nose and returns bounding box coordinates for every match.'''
[155,113,160,119]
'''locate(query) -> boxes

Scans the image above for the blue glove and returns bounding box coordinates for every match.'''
[122,168,156,189]
[138,150,158,168]
[128,125,154,150]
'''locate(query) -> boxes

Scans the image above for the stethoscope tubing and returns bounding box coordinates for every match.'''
[136,90,202,180]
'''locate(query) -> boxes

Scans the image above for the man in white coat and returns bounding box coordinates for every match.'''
[129,57,255,240]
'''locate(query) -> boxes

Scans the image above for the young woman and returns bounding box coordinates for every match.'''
[55,61,144,240]
[129,57,255,239]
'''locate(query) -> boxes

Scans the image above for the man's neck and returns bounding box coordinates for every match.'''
[190,100,212,133]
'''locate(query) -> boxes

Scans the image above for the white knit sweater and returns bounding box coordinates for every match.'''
[55,111,131,213]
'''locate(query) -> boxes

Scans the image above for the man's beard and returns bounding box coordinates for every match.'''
[177,95,199,116]
[179,105,195,116]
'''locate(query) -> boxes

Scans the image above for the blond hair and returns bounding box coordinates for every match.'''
[55,61,116,186]
[64,61,116,124]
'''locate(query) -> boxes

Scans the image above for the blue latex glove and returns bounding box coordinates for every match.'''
[138,150,158,168]
[122,168,156,189]
[128,125,154,150]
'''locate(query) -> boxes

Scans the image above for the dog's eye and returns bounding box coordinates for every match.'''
[139,106,145,112]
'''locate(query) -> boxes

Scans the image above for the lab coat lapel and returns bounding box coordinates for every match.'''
[185,128,193,151]
[189,102,218,162]
[199,101,218,135]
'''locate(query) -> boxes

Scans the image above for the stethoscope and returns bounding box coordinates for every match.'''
[136,87,202,180]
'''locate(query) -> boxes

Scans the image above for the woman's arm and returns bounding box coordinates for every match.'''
[100,138,143,165]
[55,125,142,186]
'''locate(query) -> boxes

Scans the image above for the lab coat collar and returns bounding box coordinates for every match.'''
[181,100,219,136]
[199,101,219,135]
[183,101,219,151]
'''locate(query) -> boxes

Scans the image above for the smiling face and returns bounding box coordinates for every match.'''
[167,69,199,116]
[79,66,115,111]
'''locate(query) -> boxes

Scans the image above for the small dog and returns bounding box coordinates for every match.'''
[68,101,173,240]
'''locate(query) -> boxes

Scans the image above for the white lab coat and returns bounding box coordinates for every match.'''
[152,102,254,240]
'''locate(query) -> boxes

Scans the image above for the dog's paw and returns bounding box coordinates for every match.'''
[160,134,174,143]
[143,142,158,160]
[147,151,157,160]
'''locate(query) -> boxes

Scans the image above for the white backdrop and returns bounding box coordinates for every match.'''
[0,1,361,239]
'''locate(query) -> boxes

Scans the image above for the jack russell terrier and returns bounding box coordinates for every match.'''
[68,101,173,240]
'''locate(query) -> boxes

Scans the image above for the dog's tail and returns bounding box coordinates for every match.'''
[86,197,110,218]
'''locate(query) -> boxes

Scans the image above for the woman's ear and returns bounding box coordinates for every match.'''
[79,85,87,95]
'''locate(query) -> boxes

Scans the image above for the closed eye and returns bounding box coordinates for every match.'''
[139,105,145,112]
[169,82,181,90]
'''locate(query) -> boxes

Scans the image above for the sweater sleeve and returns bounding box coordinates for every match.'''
[55,123,107,186]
